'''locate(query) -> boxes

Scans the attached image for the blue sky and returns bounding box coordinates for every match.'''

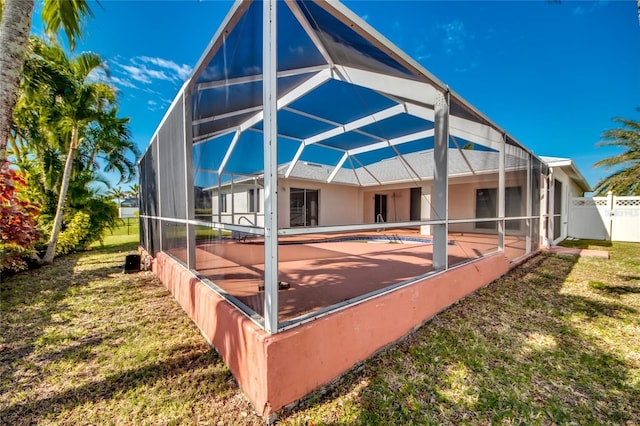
[32,0,640,192]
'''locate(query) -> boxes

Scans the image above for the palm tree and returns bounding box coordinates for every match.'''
[127,183,139,199]
[0,0,94,166]
[80,107,138,181]
[109,187,126,207]
[42,53,119,263]
[593,108,640,196]
[14,39,133,263]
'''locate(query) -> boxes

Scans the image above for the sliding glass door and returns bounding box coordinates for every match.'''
[290,188,319,227]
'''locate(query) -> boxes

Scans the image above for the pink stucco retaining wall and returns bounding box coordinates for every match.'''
[151,251,512,416]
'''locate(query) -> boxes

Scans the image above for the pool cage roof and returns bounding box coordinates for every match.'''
[147,0,537,188]
[142,0,549,333]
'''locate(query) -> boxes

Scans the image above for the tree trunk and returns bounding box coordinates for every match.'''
[0,0,35,165]
[43,124,79,264]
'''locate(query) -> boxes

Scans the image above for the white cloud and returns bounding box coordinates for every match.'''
[110,76,138,89]
[454,62,478,74]
[147,99,159,112]
[146,97,173,112]
[138,56,192,80]
[142,87,163,96]
[111,55,193,86]
[118,63,152,84]
[198,65,223,82]
[288,45,304,55]
[242,65,262,76]
[413,42,432,63]
[143,67,171,81]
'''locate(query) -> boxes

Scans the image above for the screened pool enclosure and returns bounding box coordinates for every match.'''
[139,0,547,335]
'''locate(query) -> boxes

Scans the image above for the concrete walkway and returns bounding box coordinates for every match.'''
[546,246,610,259]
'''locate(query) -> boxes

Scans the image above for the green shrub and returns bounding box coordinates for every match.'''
[82,197,119,247]
[56,211,91,255]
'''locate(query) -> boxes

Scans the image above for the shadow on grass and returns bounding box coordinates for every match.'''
[1,244,236,423]
[618,274,640,282]
[0,243,140,396]
[589,281,640,295]
[287,252,640,424]
[0,347,231,423]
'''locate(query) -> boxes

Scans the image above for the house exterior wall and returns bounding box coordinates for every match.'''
[448,172,528,234]
[548,167,584,244]
[211,184,265,227]
[362,186,412,223]
[206,170,539,237]
[210,179,363,229]
[278,179,363,227]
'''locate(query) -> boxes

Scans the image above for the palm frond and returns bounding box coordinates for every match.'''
[73,51,106,82]
[594,108,640,195]
[593,164,640,196]
[42,0,95,50]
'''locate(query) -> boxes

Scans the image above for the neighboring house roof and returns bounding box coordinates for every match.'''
[541,156,591,193]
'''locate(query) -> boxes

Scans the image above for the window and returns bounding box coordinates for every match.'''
[220,193,227,213]
[475,186,522,230]
[248,188,260,212]
[475,188,497,229]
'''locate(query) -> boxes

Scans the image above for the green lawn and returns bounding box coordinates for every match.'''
[1,225,259,425]
[105,218,140,240]
[1,234,638,425]
[281,242,640,425]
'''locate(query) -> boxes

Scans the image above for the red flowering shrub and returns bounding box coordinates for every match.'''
[0,162,41,275]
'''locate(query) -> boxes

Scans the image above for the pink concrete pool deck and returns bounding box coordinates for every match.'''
[192,230,528,320]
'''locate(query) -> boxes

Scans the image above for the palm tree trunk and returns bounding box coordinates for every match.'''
[0,0,35,165]
[43,124,79,264]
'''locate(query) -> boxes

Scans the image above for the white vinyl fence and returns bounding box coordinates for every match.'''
[569,192,640,242]
[119,207,139,219]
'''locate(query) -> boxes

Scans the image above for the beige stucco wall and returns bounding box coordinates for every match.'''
[207,170,537,233]
[362,187,412,223]
[448,172,529,234]
[278,179,363,227]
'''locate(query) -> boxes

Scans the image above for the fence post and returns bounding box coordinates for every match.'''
[607,191,614,240]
